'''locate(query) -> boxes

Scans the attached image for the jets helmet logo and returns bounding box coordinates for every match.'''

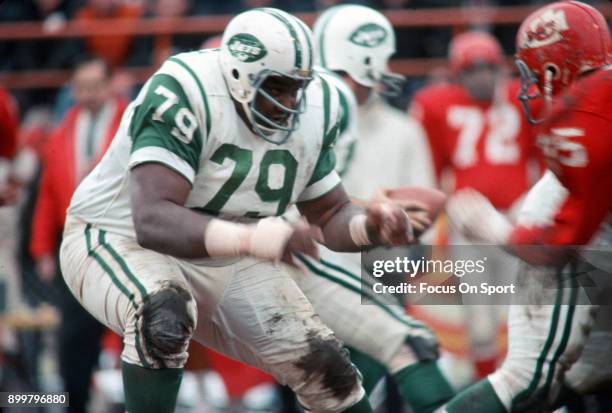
[520,9,569,49]
[227,34,268,62]
[349,23,388,48]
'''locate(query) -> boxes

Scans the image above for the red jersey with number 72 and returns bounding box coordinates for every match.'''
[510,66,612,246]
[410,79,538,210]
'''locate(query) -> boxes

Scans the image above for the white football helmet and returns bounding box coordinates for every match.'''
[313,5,403,96]
[220,8,314,144]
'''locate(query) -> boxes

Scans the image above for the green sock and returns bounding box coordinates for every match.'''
[445,379,506,413]
[392,360,455,413]
[122,361,183,413]
[341,394,374,413]
[347,346,387,395]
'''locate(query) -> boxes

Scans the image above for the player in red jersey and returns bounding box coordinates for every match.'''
[410,31,541,380]
[448,1,612,260]
[411,31,540,212]
[444,2,612,412]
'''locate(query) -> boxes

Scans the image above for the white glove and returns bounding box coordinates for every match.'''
[446,189,512,244]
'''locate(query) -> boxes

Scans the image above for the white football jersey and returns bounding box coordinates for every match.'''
[341,96,436,200]
[68,50,342,238]
[314,67,358,177]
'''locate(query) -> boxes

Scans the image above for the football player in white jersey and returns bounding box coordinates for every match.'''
[286,5,454,413]
[315,5,435,197]
[59,9,416,413]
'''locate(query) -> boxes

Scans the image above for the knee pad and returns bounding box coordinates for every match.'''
[140,282,196,368]
[295,333,360,400]
[287,333,364,412]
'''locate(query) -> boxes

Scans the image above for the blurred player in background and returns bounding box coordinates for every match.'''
[0,86,20,206]
[410,30,540,380]
[316,6,436,196]
[59,8,418,413]
[30,57,126,413]
[293,5,455,413]
[0,85,21,364]
[445,1,612,411]
[411,30,539,213]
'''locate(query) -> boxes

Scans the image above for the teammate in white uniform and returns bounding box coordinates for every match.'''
[287,6,454,413]
[316,5,435,198]
[59,9,416,413]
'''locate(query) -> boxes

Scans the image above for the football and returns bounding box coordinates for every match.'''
[386,186,447,222]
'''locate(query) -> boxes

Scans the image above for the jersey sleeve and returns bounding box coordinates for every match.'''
[128,73,204,184]
[331,81,357,177]
[298,76,342,202]
[510,112,612,248]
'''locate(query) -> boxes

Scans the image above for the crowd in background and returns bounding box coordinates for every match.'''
[0,0,608,113]
[4,0,607,108]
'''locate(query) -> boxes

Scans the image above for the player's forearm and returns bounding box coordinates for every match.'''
[133,200,297,262]
[130,163,297,261]
[132,199,211,258]
[320,201,367,252]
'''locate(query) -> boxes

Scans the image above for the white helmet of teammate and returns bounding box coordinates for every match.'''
[220,8,314,144]
[313,5,403,95]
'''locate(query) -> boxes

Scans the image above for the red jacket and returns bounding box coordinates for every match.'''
[0,87,19,160]
[30,98,126,259]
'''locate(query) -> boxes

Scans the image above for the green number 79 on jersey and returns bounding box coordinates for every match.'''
[152,77,299,217]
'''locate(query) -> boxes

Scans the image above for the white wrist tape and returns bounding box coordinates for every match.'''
[249,218,294,260]
[204,217,294,261]
[349,214,371,246]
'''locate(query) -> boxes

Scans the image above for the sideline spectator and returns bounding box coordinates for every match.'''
[30,57,127,413]
[0,87,20,207]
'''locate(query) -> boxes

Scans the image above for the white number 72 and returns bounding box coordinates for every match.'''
[448,105,521,167]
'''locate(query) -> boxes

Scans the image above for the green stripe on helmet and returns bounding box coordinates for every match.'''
[258,8,304,70]
[294,18,313,70]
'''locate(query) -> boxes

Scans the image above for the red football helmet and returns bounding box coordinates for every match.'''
[449,31,503,72]
[515,1,612,123]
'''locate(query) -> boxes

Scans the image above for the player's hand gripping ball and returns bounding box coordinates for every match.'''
[372,186,447,235]
[365,203,414,246]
